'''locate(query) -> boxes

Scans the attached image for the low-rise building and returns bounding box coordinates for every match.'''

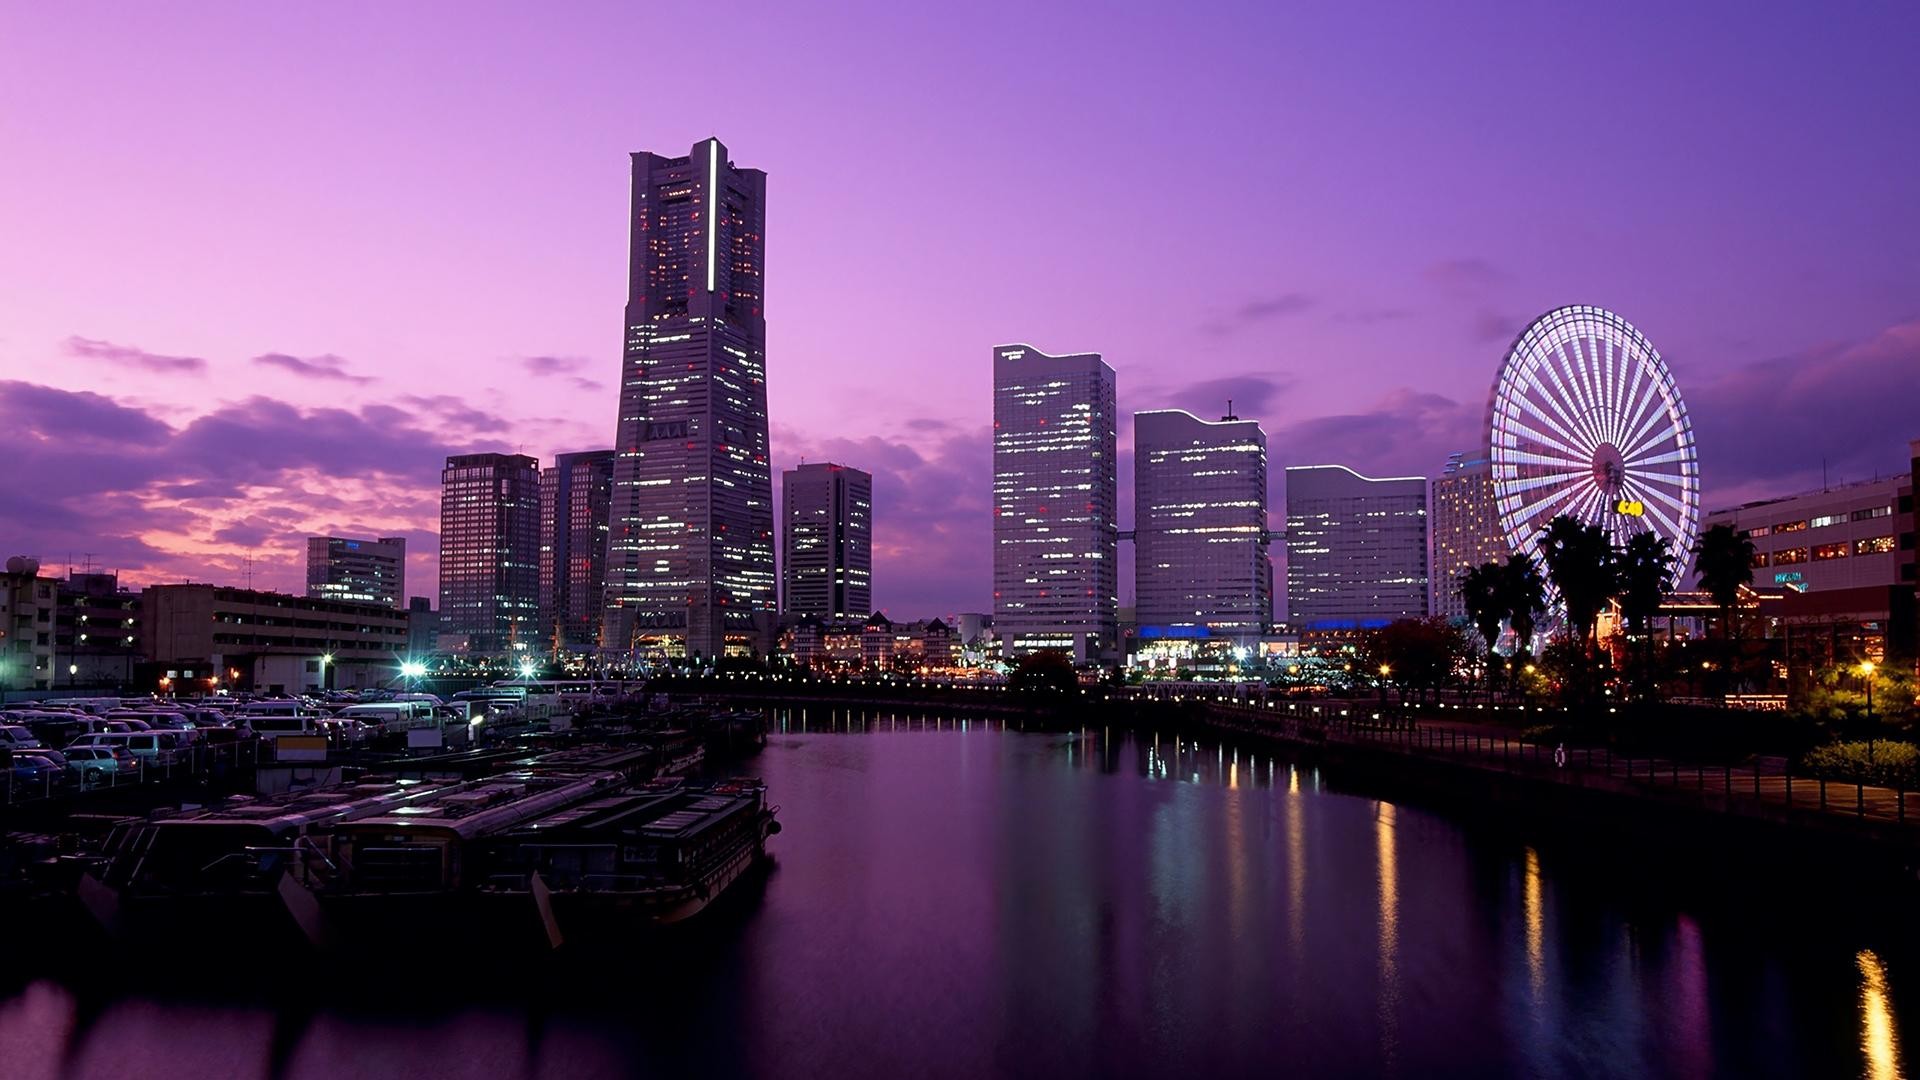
[56,572,141,688]
[0,557,59,692]
[143,583,408,694]
[1703,474,1915,593]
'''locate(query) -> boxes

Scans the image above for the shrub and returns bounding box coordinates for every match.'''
[1798,740,1920,788]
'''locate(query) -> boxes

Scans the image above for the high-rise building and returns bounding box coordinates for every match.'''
[1430,451,1505,620]
[438,452,541,653]
[604,137,773,659]
[781,462,873,621]
[1133,408,1271,645]
[992,344,1118,663]
[0,558,58,692]
[305,535,406,608]
[540,450,616,651]
[404,596,437,659]
[1284,465,1429,629]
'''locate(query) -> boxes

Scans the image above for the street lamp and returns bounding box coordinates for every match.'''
[1860,660,1878,765]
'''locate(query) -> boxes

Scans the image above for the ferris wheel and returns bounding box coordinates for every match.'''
[1487,305,1700,588]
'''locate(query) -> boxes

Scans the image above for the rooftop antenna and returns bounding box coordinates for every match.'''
[1822,456,1829,492]
[1224,398,1237,421]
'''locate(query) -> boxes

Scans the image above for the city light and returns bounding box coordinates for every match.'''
[400,660,427,678]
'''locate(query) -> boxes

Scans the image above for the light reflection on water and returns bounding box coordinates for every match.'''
[1861,949,1905,1080]
[0,716,1910,1080]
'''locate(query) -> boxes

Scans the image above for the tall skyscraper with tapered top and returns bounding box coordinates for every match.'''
[992,344,1118,664]
[603,138,773,660]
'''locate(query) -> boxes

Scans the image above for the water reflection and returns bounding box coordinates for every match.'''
[1524,847,1545,1003]
[1861,949,1904,1080]
[1376,802,1400,1068]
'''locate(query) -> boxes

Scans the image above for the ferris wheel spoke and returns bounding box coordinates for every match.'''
[1543,345,1605,443]
[1500,416,1589,463]
[1532,357,1605,450]
[1614,352,1650,449]
[1544,344,1608,448]
[1567,337,1609,444]
[1625,447,1690,469]
[1605,340,1634,446]
[1508,480,1586,532]
[1632,492,1686,546]
[1499,468,1593,496]
[1506,391,1591,457]
[1616,397,1675,464]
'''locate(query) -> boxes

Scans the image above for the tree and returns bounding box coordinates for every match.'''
[1539,515,1619,654]
[1499,552,1547,693]
[1459,560,1508,699]
[1009,650,1078,694]
[1616,531,1675,700]
[1693,523,1755,691]
[1362,618,1469,705]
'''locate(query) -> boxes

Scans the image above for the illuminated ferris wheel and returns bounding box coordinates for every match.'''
[1488,305,1700,588]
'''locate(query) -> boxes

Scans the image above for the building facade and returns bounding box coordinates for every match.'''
[1132,409,1271,646]
[604,137,774,660]
[404,596,437,659]
[438,452,542,653]
[991,344,1118,663]
[144,583,408,694]
[305,535,406,608]
[0,559,58,692]
[1285,465,1429,629]
[1703,474,1915,594]
[1430,451,1505,620]
[781,462,873,621]
[539,450,615,652]
[56,572,141,688]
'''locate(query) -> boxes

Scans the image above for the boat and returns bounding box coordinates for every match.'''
[478,777,779,933]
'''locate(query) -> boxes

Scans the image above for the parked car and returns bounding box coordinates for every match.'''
[7,755,69,791]
[13,747,68,770]
[319,718,373,746]
[0,724,43,750]
[68,732,178,767]
[63,746,140,785]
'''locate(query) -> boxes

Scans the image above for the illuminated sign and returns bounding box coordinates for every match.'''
[1614,499,1645,516]
[1774,571,1804,585]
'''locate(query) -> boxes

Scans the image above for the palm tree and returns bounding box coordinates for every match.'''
[1499,552,1546,693]
[1458,561,1507,699]
[1693,523,1755,692]
[1617,531,1675,700]
[1539,515,1619,655]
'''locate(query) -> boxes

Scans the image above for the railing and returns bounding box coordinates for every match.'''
[1195,698,1916,835]
[1,739,265,807]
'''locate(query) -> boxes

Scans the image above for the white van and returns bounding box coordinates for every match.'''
[0,724,42,750]
[70,732,177,765]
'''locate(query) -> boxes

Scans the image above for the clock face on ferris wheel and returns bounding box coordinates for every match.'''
[1487,305,1700,588]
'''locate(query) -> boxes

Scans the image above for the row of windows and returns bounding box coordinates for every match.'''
[1753,536,1896,567]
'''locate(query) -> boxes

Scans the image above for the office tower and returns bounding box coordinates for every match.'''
[1134,408,1271,644]
[781,462,873,620]
[604,137,773,659]
[1430,451,1505,620]
[305,535,407,608]
[438,453,541,653]
[405,596,437,658]
[992,343,1118,663]
[1285,464,1429,628]
[540,450,616,650]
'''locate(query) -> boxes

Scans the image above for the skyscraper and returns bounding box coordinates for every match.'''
[1284,465,1429,628]
[781,462,873,621]
[540,450,615,651]
[305,535,406,608]
[1134,409,1271,645]
[604,137,773,659]
[1430,451,1505,620]
[439,452,541,653]
[992,344,1118,663]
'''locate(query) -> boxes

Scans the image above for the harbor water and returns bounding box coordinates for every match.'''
[0,714,1910,1079]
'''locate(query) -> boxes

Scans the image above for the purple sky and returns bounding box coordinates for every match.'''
[3,3,1917,617]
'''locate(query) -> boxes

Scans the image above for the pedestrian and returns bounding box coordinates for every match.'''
[1554,742,1567,769]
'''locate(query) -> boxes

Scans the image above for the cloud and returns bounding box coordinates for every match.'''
[1424,257,1506,294]
[1472,309,1520,343]
[1269,388,1483,481]
[1201,292,1314,336]
[1689,317,1920,507]
[1335,307,1413,325]
[520,356,605,393]
[775,423,992,617]
[0,379,511,594]
[521,355,587,376]
[64,335,207,375]
[251,352,374,384]
[1133,372,1296,423]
